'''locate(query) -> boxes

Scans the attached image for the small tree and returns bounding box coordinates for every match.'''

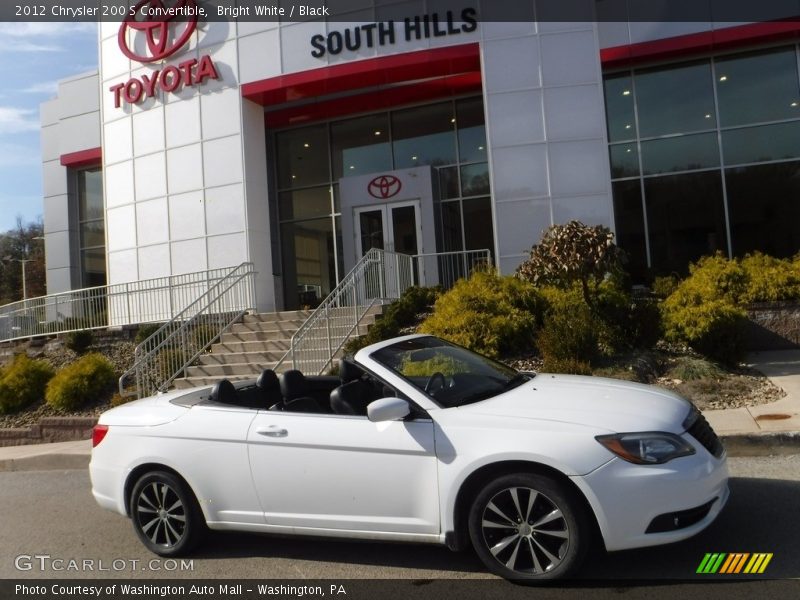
[516,221,625,313]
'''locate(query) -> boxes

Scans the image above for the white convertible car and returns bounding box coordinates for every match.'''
[91,334,729,581]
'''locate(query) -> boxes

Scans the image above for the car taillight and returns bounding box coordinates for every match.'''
[92,424,109,447]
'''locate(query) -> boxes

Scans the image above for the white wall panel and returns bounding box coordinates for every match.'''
[132,107,165,155]
[490,144,549,201]
[543,85,606,140]
[237,29,282,84]
[207,233,248,269]
[482,36,541,92]
[60,112,102,155]
[137,244,171,279]
[203,135,243,188]
[548,140,609,197]
[165,97,201,148]
[107,249,138,284]
[103,117,133,164]
[169,191,206,240]
[135,198,169,246]
[205,183,246,236]
[487,90,544,145]
[167,144,204,194]
[107,205,137,251]
[104,161,135,208]
[134,153,168,201]
[201,89,241,140]
[540,29,599,86]
[171,238,208,274]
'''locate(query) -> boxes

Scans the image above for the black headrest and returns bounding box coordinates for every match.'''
[280,370,307,400]
[257,369,279,392]
[339,359,364,383]
[210,379,237,405]
[330,380,372,416]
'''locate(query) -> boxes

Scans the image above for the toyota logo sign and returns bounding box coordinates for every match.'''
[368,175,402,199]
[119,0,198,63]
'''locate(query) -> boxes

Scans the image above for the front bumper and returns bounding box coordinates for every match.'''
[571,444,729,552]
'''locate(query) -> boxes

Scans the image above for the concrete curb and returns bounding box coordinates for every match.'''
[0,453,89,472]
[721,431,800,456]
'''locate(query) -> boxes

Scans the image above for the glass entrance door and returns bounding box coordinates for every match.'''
[355,201,424,295]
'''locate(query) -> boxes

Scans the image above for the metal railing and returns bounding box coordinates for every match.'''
[118,262,256,399]
[0,265,253,344]
[276,248,493,376]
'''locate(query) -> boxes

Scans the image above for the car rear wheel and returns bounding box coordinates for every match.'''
[130,471,206,556]
[467,473,590,581]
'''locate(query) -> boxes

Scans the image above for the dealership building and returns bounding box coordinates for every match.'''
[40,3,800,314]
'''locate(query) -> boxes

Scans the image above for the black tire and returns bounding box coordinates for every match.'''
[467,472,590,582]
[130,471,207,557]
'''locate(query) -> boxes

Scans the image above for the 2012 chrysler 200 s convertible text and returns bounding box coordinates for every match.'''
[90,334,729,581]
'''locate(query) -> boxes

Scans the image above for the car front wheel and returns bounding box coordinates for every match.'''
[130,471,206,556]
[467,472,590,581]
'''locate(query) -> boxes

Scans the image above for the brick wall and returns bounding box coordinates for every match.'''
[746,302,800,351]
[0,417,97,447]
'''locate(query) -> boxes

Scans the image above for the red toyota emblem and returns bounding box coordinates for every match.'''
[118,0,198,63]
[368,175,402,199]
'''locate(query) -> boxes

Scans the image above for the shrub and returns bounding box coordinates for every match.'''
[667,356,723,381]
[516,220,625,313]
[191,323,218,351]
[537,286,599,364]
[651,275,679,298]
[0,354,54,414]
[135,323,163,345]
[739,252,800,303]
[65,329,94,354]
[45,353,116,411]
[419,270,543,358]
[541,357,592,376]
[343,286,441,355]
[662,297,747,365]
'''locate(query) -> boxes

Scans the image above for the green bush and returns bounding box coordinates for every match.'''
[662,297,747,365]
[45,353,116,411]
[419,270,543,358]
[135,323,164,345]
[343,286,441,355]
[739,252,800,304]
[667,356,723,381]
[0,354,54,414]
[537,286,599,364]
[65,329,94,354]
[651,275,679,298]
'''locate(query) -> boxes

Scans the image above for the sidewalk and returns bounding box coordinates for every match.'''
[0,350,799,471]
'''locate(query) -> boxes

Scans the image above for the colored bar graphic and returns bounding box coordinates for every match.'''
[698,553,772,574]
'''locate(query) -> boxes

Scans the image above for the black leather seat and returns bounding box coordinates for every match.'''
[330,380,375,416]
[279,370,323,413]
[210,379,238,405]
[256,369,281,408]
[339,358,365,383]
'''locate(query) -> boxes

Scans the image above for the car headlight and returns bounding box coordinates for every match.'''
[595,432,696,465]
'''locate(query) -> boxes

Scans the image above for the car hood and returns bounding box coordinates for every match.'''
[459,374,692,434]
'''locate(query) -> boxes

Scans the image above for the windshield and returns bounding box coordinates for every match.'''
[370,336,532,407]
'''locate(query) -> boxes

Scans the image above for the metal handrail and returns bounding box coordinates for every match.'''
[118,262,256,398]
[0,265,248,344]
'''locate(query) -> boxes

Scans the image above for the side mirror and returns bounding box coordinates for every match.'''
[367,397,411,423]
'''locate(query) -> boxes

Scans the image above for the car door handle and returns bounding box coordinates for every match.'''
[256,426,288,438]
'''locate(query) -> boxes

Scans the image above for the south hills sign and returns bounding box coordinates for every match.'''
[110,0,220,108]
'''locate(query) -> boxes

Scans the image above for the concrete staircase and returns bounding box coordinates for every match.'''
[173,306,381,389]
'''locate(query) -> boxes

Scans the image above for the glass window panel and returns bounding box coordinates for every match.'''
[276,125,330,189]
[391,205,419,255]
[456,97,487,163]
[81,249,106,287]
[392,102,457,168]
[635,62,716,137]
[609,143,640,179]
[726,161,800,258]
[280,218,336,309]
[460,163,490,196]
[640,132,719,175]
[331,114,392,179]
[611,180,648,279]
[438,201,463,252]
[80,221,105,249]
[462,197,494,252]
[358,210,385,253]
[279,186,332,221]
[78,168,103,221]
[644,171,727,274]
[722,121,800,166]
[437,166,460,200]
[715,47,800,127]
[604,74,637,142]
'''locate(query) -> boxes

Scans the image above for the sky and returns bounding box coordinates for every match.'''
[0,23,98,233]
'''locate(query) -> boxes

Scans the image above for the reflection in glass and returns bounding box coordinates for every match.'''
[279,186,332,221]
[611,180,647,279]
[80,249,107,288]
[645,172,727,274]
[358,210,384,253]
[609,143,640,178]
[79,169,103,220]
[456,97,487,163]
[726,162,800,258]
[722,121,800,166]
[281,219,337,309]
[635,62,716,137]
[391,205,419,255]
[276,125,330,189]
[438,166,460,199]
[462,197,494,252]
[331,114,392,179]
[438,201,463,252]
[716,47,800,128]
[78,168,105,287]
[460,163,490,196]
[604,74,637,142]
[640,133,719,175]
[392,102,457,168]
